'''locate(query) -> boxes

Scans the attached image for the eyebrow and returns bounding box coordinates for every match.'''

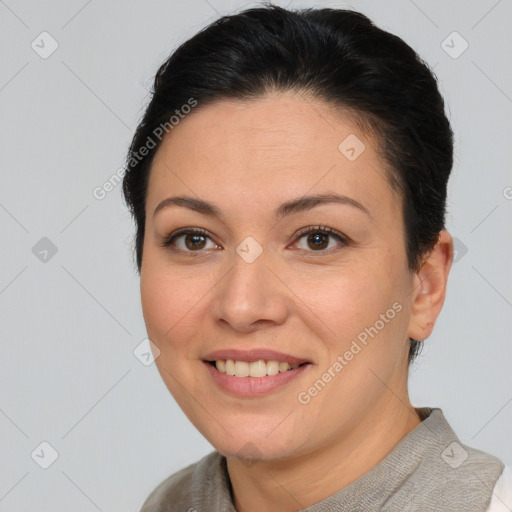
[153,193,371,220]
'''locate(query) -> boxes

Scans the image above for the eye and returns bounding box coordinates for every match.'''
[292,225,348,254]
[161,225,348,256]
[160,228,220,254]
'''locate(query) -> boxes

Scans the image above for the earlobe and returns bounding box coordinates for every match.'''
[408,230,454,341]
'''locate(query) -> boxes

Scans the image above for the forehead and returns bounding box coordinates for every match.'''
[146,92,396,218]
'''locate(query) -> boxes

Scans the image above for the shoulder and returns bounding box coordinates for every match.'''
[424,435,506,509]
[486,465,512,512]
[398,408,506,510]
[139,451,222,512]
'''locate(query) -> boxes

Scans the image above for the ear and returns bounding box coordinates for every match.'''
[408,230,454,341]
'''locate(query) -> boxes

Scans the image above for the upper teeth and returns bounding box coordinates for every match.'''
[215,359,300,377]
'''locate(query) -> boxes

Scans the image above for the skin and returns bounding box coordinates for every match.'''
[140,91,453,511]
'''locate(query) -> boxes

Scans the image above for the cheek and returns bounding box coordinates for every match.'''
[140,260,218,361]
[140,272,168,338]
[298,271,410,415]
[140,266,189,345]
[303,257,411,389]
[140,266,208,405]
[305,263,402,339]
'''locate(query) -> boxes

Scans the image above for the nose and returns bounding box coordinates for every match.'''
[211,248,288,333]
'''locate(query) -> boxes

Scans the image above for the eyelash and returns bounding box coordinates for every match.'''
[160,225,349,257]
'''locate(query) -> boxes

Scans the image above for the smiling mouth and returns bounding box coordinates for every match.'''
[206,359,310,377]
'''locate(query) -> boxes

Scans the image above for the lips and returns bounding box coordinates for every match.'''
[202,348,313,397]
[203,359,311,397]
[202,348,311,366]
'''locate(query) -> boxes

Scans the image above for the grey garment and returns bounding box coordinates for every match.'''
[140,407,504,512]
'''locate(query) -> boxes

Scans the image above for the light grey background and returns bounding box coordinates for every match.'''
[1,0,511,510]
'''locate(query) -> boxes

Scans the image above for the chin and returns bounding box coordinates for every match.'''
[197,417,309,462]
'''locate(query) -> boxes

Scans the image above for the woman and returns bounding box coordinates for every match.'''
[122,5,511,511]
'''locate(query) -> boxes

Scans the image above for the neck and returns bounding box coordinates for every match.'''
[226,397,422,512]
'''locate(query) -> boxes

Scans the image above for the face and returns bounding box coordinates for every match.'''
[140,92,419,461]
